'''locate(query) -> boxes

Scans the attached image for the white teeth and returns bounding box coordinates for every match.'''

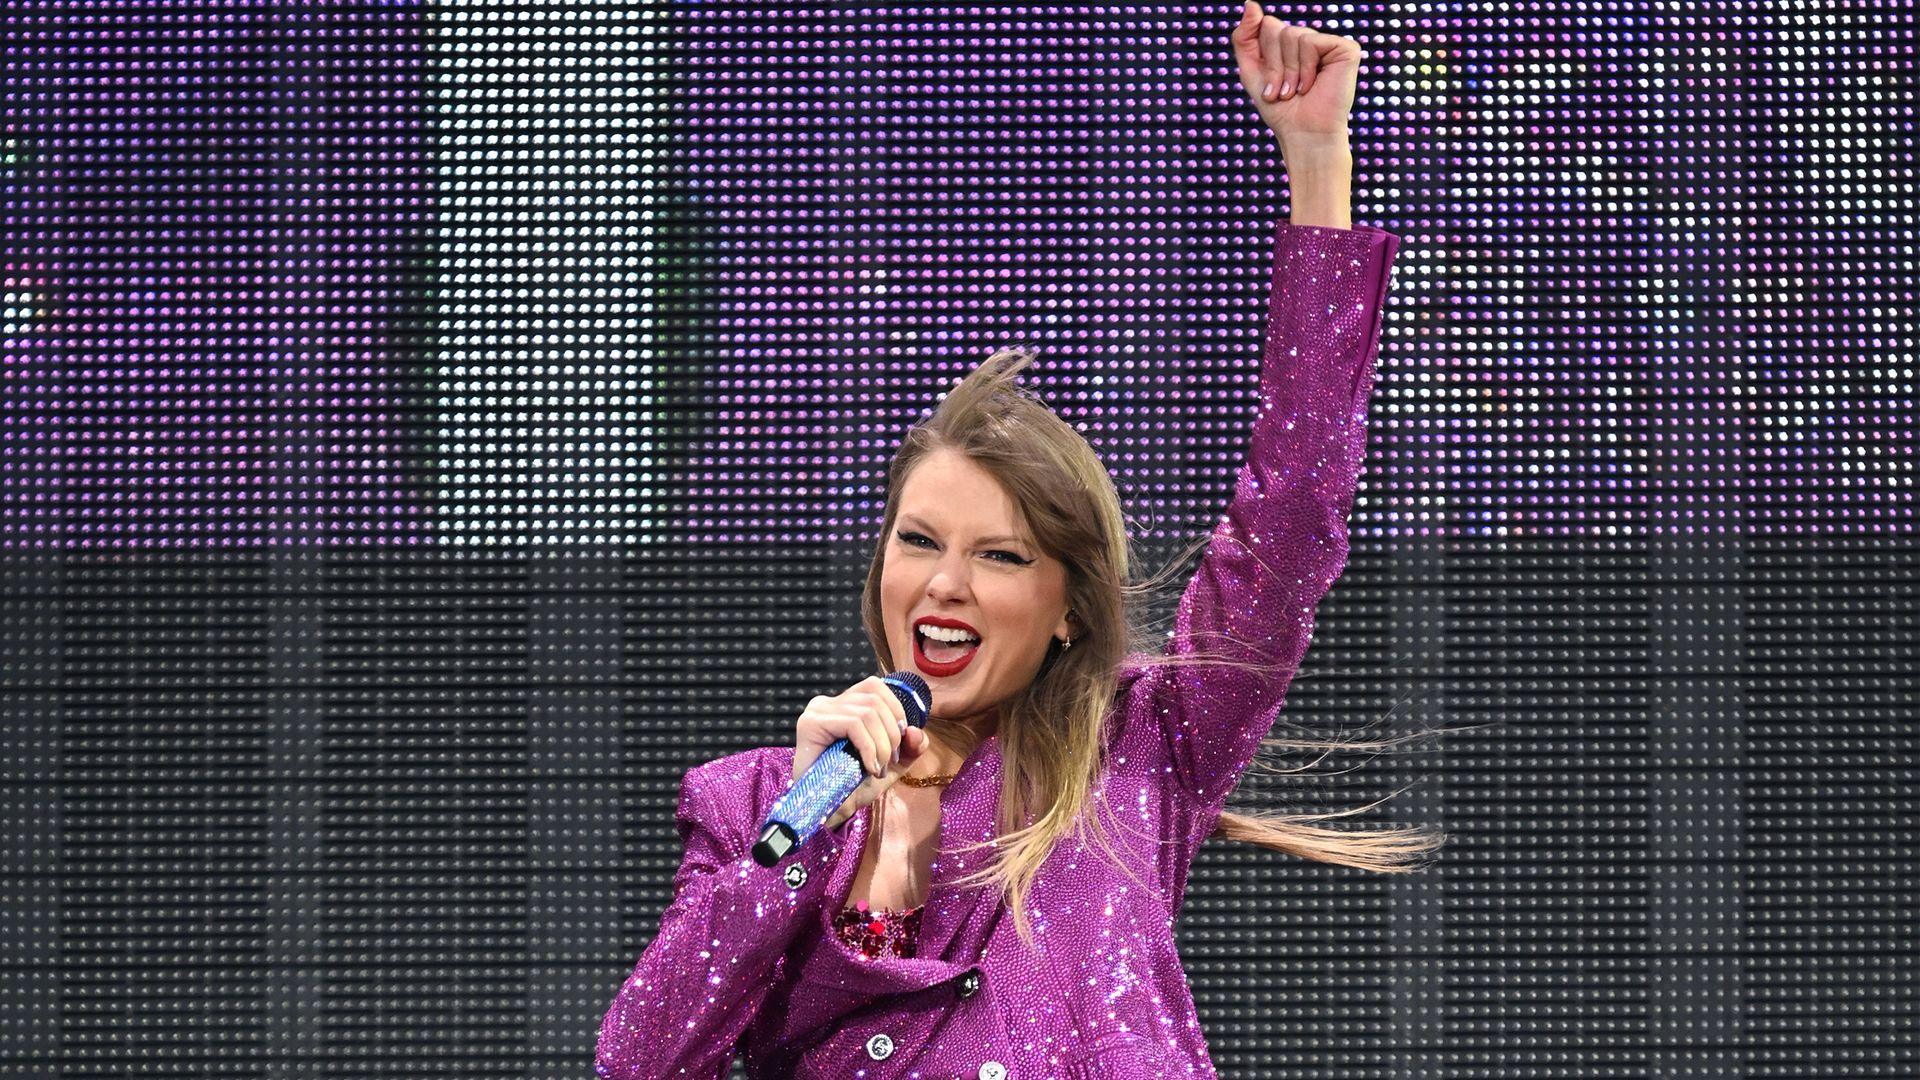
[918,624,981,644]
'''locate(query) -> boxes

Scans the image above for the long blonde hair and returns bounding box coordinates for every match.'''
[860,346,1448,951]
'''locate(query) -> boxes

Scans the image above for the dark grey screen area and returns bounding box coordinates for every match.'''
[4,538,1914,1077]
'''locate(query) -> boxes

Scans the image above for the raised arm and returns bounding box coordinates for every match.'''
[1119,3,1400,825]
[594,755,848,1080]
[1135,219,1400,827]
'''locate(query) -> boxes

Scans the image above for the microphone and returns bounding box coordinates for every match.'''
[751,671,930,868]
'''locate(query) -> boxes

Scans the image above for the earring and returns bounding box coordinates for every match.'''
[1058,637,1073,650]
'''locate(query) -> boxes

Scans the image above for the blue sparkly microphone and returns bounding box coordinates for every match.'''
[751,671,930,868]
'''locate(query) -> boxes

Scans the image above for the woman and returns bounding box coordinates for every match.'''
[598,4,1440,1076]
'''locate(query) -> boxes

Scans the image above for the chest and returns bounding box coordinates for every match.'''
[843,787,944,912]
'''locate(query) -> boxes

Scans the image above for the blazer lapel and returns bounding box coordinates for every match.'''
[916,729,1003,959]
[774,732,1004,1036]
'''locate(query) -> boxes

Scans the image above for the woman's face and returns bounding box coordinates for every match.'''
[881,447,1074,730]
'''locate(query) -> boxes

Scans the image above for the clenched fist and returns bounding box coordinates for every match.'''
[793,675,933,833]
[1231,1,1368,146]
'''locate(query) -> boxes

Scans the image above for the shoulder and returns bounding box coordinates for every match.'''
[1102,655,1167,766]
[673,745,797,856]
[1116,651,1156,685]
[1113,652,1166,709]
[678,744,799,825]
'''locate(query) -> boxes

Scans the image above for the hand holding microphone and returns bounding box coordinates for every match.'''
[752,672,933,867]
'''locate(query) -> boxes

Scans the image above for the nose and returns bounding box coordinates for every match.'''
[924,550,974,601]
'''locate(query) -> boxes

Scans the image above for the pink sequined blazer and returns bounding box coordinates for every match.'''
[597,221,1404,1079]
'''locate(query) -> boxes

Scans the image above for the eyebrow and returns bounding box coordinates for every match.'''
[897,514,1030,548]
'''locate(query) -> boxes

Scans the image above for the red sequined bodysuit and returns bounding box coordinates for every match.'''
[832,898,923,960]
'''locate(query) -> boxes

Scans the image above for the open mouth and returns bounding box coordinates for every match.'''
[913,625,982,674]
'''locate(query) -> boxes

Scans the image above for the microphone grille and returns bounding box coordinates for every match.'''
[881,670,931,727]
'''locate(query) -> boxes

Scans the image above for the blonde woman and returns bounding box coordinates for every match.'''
[598,3,1437,1076]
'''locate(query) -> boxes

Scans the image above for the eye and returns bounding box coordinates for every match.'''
[896,531,1031,566]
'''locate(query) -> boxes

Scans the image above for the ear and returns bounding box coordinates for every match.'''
[1053,607,1075,643]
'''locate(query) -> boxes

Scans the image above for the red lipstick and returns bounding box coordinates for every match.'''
[912,615,981,677]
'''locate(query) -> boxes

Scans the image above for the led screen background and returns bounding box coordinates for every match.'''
[2,1,1915,1078]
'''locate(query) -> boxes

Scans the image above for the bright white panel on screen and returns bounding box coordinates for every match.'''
[429,1,661,546]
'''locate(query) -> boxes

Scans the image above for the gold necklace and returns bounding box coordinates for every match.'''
[896,773,955,788]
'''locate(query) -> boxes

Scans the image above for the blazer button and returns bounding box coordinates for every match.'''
[977,1062,1007,1080]
[865,1033,894,1061]
[782,864,808,889]
[956,968,982,1000]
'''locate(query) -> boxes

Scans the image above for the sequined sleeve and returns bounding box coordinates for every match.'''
[1134,221,1402,821]
[594,756,852,1080]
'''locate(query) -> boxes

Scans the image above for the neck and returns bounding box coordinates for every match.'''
[910,717,992,780]
[907,737,966,780]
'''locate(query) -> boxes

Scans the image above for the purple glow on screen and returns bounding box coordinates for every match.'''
[2,3,429,549]
[663,5,1914,542]
[3,3,1912,549]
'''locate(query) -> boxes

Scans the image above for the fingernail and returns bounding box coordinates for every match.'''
[1263,79,1276,99]
[1279,78,1293,98]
